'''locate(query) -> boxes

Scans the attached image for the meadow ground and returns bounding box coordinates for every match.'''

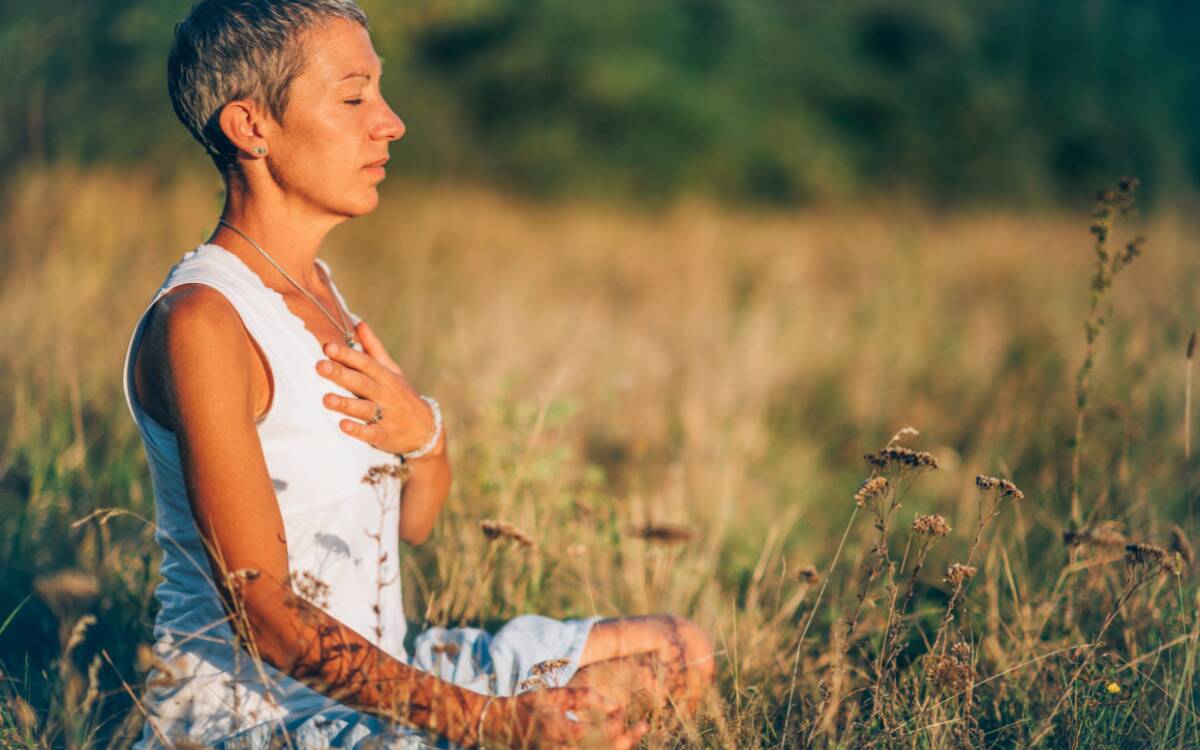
[1,166,1198,748]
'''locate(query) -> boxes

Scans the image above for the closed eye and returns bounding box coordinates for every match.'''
[344,98,364,106]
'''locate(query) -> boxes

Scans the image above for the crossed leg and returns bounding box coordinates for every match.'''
[566,615,715,722]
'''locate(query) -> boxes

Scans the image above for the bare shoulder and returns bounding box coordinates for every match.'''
[135,284,264,429]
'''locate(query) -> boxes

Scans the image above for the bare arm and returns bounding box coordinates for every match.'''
[138,285,484,743]
[395,424,451,545]
[137,286,643,748]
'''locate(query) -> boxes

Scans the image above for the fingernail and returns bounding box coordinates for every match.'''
[342,421,353,433]
[317,361,332,375]
[326,342,339,356]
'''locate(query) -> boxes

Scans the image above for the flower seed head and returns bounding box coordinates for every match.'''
[975,475,1023,500]
[531,658,570,676]
[927,642,976,693]
[796,565,820,584]
[865,447,939,471]
[627,524,694,544]
[912,513,951,538]
[480,519,535,548]
[854,477,891,507]
[944,563,978,587]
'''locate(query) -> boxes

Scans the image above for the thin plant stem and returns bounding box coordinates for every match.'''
[1186,331,1195,461]
[779,505,859,749]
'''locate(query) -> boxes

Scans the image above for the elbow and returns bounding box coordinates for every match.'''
[399,523,434,546]
[226,582,312,672]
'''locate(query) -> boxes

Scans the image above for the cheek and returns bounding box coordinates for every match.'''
[274,136,353,191]
[278,112,356,171]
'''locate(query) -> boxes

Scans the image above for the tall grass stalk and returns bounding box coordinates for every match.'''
[1069,177,1144,525]
[1186,331,1195,461]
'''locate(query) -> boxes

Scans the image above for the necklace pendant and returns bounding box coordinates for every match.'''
[346,333,360,349]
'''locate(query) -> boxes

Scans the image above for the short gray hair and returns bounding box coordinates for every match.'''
[167,0,369,175]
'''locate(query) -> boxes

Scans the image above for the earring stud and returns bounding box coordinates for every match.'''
[252,146,267,156]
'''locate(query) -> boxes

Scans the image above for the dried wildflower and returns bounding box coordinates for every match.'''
[479,519,535,548]
[519,676,549,691]
[362,462,407,487]
[912,513,951,538]
[289,570,331,608]
[928,642,976,693]
[944,563,978,588]
[864,447,939,471]
[796,565,820,584]
[1125,543,1183,576]
[1164,553,1183,576]
[1125,543,1168,567]
[886,426,920,447]
[33,570,100,621]
[853,477,891,507]
[1119,237,1145,267]
[950,641,972,661]
[1170,525,1194,567]
[627,524,693,544]
[531,658,570,676]
[975,475,1023,500]
[1062,522,1127,551]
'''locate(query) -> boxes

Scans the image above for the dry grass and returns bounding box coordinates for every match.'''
[1,164,1199,747]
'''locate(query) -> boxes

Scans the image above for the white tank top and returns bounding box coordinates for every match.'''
[122,243,408,745]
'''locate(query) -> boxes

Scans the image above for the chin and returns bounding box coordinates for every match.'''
[336,189,381,218]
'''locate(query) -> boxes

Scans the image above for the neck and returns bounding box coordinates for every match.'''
[207,170,347,290]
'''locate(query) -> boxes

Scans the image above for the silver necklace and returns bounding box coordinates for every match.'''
[218,219,359,349]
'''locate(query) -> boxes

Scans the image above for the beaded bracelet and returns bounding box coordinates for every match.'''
[398,395,442,462]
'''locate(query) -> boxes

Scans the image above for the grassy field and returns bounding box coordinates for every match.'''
[1,166,1198,748]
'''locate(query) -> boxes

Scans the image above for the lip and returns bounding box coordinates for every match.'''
[363,157,389,170]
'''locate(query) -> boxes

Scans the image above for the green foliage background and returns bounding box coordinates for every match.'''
[3,0,1198,207]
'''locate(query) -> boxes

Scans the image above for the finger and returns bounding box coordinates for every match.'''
[323,341,389,383]
[356,321,405,375]
[315,358,378,399]
[322,393,376,421]
[338,417,385,446]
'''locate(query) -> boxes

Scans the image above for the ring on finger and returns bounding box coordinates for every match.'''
[366,404,384,425]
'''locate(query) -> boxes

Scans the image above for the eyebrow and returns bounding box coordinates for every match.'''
[337,57,386,82]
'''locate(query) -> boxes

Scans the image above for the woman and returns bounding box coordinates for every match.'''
[123,1,714,747]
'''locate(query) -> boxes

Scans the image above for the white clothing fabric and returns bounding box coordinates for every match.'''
[122,244,599,749]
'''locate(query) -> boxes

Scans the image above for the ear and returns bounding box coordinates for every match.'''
[217,100,270,158]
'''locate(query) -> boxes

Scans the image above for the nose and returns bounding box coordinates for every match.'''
[373,101,405,142]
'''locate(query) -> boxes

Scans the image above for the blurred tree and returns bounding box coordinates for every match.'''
[0,0,1196,208]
